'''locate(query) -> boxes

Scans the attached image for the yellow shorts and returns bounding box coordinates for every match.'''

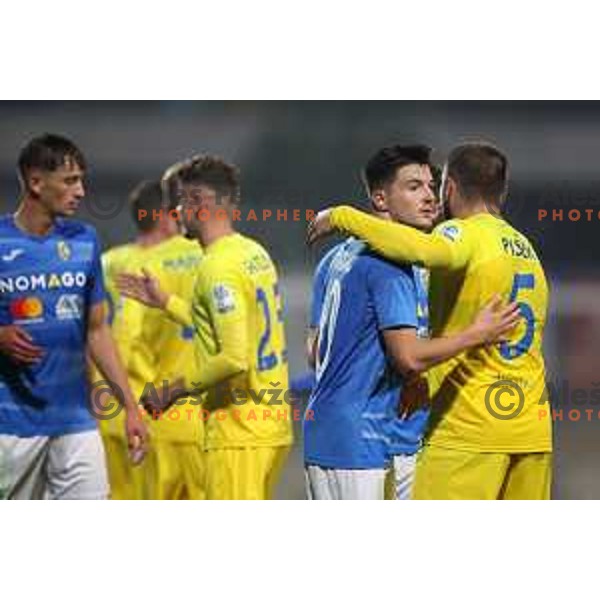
[205,446,291,500]
[413,445,552,500]
[102,434,146,500]
[145,440,205,500]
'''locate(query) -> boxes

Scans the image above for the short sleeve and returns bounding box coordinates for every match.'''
[88,228,106,306]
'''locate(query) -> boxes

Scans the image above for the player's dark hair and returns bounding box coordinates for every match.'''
[446,142,508,204]
[17,133,86,186]
[129,180,163,233]
[177,155,241,205]
[362,144,432,195]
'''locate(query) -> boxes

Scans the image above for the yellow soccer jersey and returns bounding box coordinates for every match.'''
[126,236,204,444]
[330,207,551,453]
[165,233,293,450]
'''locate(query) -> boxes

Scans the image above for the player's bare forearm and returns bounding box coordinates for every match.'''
[306,327,318,370]
[383,296,520,378]
[330,206,453,269]
[384,328,481,378]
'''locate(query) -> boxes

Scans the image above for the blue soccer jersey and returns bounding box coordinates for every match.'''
[304,238,429,469]
[0,215,106,436]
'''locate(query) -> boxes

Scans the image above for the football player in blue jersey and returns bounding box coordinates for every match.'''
[305,145,520,500]
[0,134,147,500]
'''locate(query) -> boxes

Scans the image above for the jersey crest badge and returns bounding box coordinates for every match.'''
[57,241,72,261]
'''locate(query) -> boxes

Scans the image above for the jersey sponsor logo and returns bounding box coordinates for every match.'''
[10,296,44,321]
[439,224,460,242]
[57,241,72,261]
[0,271,87,295]
[162,256,201,270]
[1,249,24,262]
[55,294,83,320]
[212,284,236,313]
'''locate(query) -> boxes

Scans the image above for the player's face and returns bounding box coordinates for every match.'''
[374,164,437,231]
[178,183,232,236]
[28,159,85,218]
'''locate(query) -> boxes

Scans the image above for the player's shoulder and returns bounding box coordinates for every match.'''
[207,233,271,270]
[102,242,143,266]
[315,240,349,274]
[360,250,414,285]
[233,233,273,260]
[102,242,134,261]
[55,218,98,241]
[0,214,15,233]
[433,218,472,243]
[149,236,202,270]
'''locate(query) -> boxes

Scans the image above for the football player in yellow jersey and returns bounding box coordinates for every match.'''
[97,180,180,499]
[118,155,293,500]
[124,163,205,500]
[308,142,552,500]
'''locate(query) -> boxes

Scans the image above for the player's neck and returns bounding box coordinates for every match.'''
[136,228,172,248]
[14,197,55,236]
[454,200,493,219]
[197,220,235,249]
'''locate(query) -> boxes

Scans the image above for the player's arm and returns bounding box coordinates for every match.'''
[0,325,44,364]
[87,301,148,449]
[86,234,148,454]
[306,247,335,370]
[116,268,193,327]
[306,328,318,370]
[184,263,249,393]
[383,296,520,379]
[308,206,472,270]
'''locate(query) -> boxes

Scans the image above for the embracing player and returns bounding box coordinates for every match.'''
[305,144,521,500]
[118,155,293,500]
[309,142,551,500]
[0,134,147,500]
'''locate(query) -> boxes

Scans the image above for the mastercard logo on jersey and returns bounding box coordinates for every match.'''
[10,296,44,320]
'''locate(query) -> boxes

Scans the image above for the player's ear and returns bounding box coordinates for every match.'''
[371,190,388,213]
[446,176,459,199]
[26,169,44,196]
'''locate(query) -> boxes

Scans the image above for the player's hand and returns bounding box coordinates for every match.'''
[307,209,334,245]
[0,325,44,364]
[470,295,521,345]
[125,408,148,465]
[398,376,429,419]
[116,268,168,309]
[140,377,187,417]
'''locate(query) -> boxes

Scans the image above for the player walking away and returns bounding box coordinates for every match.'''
[308,142,551,500]
[0,134,147,500]
[117,155,293,500]
[305,144,522,501]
